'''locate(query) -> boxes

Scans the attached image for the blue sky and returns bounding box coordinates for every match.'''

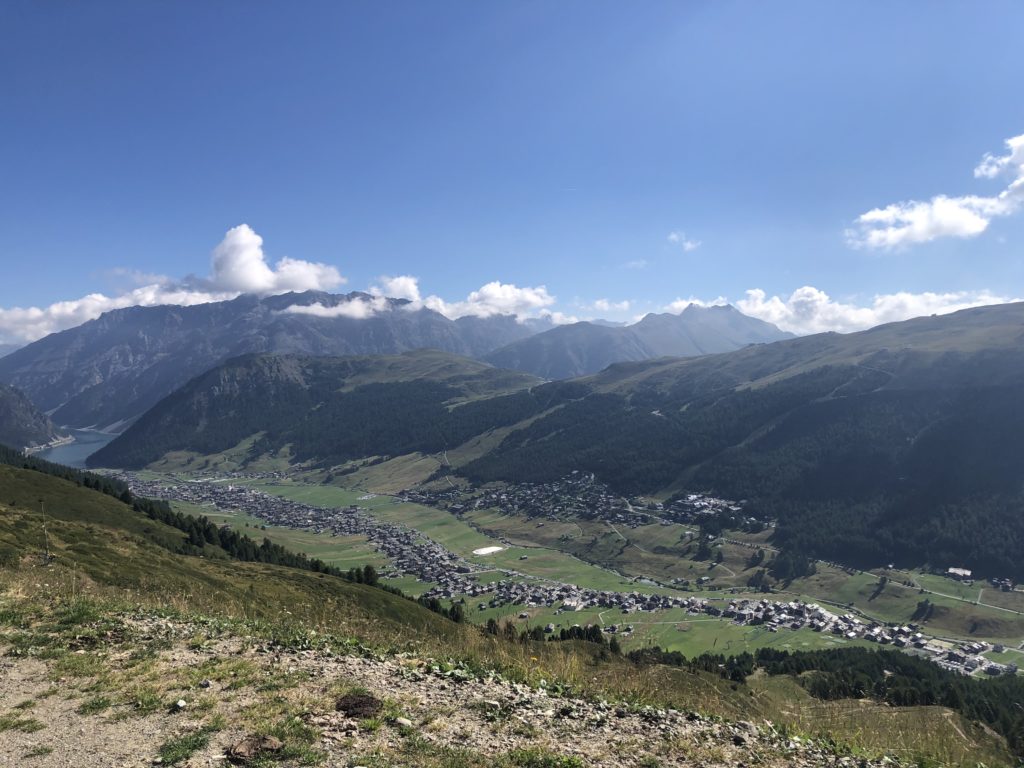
[1,1,1023,342]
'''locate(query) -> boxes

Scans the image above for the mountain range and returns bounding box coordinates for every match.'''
[0,291,546,431]
[485,304,792,378]
[90,301,1024,578]
[0,291,786,430]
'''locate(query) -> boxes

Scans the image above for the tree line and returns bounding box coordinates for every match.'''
[628,644,1024,758]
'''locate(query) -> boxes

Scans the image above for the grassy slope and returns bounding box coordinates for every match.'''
[0,465,458,641]
[0,466,1013,766]
[170,499,389,573]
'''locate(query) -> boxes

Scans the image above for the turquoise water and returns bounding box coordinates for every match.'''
[36,430,117,469]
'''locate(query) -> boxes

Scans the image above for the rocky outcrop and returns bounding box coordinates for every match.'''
[0,383,65,450]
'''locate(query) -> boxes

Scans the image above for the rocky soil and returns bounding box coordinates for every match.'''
[0,612,909,768]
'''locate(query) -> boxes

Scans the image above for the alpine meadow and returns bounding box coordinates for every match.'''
[2,4,1024,767]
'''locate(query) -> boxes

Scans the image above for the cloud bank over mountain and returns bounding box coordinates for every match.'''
[282,276,558,324]
[734,287,1018,334]
[0,224,1019,344]
[0,224,343,343]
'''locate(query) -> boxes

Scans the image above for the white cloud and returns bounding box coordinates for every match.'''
[539,310,579,325]
[622,259,648,270]
[209,224,344,293]
[591,298,631,313]
[421,281,556,320]
[668,231,701,251]
[0,225,562,343]
[736,286,1018,334]
[370,275,421,302]
[665,295,728,313]
[848,133,1024,249]
[367,276,559,322]
[975,134,1024,180]
[0,224,345,344]
[284,295,389,320]
[0,285,239,344]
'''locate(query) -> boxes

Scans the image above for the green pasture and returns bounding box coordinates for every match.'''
[169,500,386,571]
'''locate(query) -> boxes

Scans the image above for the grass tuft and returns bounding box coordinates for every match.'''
[76,695,113,715]
[0,712,46,733]
[157,724,220,766]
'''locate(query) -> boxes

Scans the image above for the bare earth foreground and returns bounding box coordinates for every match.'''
[0,611,909,768]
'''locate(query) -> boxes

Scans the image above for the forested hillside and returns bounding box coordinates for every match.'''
[464,303,1024,577]
[89,350,542,469]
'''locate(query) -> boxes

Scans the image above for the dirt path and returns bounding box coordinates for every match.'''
[607,522,650,554]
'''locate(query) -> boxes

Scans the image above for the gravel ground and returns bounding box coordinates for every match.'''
[0,615,908,768]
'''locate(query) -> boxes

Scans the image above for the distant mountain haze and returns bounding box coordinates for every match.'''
[0,291,548,431]
[485,304,793,379]
[0,292,785,431]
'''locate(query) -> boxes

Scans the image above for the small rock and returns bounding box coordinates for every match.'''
[174,699,187,711]
[227,735,283,764]
[199,679,212,688]
[394,717,413,728]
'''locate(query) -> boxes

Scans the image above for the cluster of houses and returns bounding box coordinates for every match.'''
[437,581,692,614]
[119,474,466,586]
[942,643,1019,676]
[945,568,1019,593]
[454,584,1020,677]
[656,493,766,528]
[721,598,1019,676]
[990,576,1017,592]
[118,472,1017,677]
[407,472,650,527]
[405,474,764,534]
